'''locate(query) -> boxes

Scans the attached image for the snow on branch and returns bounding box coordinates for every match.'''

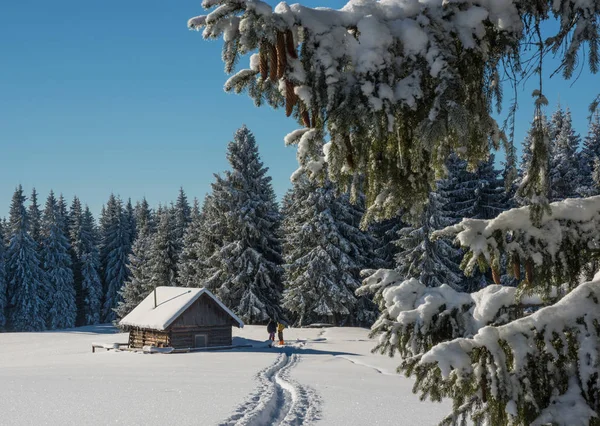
[359,270,547,359]
[434,196,600,296]
[406,277,600,425]
[188,0,600,220]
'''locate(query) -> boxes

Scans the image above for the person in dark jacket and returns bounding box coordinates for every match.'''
[267,319,276,342]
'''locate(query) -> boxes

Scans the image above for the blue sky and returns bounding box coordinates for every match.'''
[1,0,597,219]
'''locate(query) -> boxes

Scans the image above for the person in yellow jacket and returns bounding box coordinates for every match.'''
[277,322,285,345]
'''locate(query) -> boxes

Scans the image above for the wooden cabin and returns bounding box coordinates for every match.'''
[119,287,244,350]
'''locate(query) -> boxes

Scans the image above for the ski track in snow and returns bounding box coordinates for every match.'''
[219,343,321,426]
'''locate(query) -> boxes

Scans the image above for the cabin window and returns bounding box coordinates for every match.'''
[194,334,208,348]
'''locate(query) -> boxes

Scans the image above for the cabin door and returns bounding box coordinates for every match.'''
[194,334,208,348]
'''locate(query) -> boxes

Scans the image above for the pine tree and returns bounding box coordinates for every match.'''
[116,199,154,320]
[282,176,376,326]
[472,155,508,220]
[124,198,136,246]
[80,207,102,325]
[579,112,600,196]
[203,126,284,323]
[177,198,204,288]
[5,186,46,331]
[0,225,7,330]
[173,187,191,245]
[100,194,132,322]
[370,214,404,270]
[28,188,42,246]
[41,191,76,330]
[148,206,178,289]
[549,107,580,201]
[395,189,463,290]
[68,196,85,325]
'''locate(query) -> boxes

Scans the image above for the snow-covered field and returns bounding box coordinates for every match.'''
[0,325,450,425]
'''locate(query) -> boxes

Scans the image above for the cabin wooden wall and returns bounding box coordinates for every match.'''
[129,329,170,348]
[170,325,232,349]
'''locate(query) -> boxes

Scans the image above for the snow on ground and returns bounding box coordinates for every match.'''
[0,325,451,425]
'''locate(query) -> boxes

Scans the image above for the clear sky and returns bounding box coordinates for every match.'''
[1,0,597,219]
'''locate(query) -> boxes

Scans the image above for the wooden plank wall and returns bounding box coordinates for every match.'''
[129,329,170,348]
[170,325,232,349]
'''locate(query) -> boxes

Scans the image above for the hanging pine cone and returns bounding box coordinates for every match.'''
[276,31,287,79]
[285,29,297,59]
[301,106,311,127]
[512,254,521,281]
[311,108,318,129]
[491,267,501,285]
[285,80,297,117]
[268,42,278,81]
[525,258,534,284]
[259,43,268,80]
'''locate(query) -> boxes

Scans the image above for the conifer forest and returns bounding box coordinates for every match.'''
[4,0,600,425]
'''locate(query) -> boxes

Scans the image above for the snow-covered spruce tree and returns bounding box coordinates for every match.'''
[369,213,404,270]
[99,194,132,322]
[177,198,205,288]
[204,126,284,324]
[392,156,474,292]
[40,191,76,330]
[0,225,7,330]
[68,196,85,325]
[172,187,192,258]
[189,0,600,221]
[79,207,102,325]
[5,186,46,331]
[124,198,137,246]
[28,188,42,247]
[358,154,510,360]
[377,198,600,426]
[148,205,178,289]
[115,198,155,320]
[549,107,581,201]
[579,112,600,196]
[282,175,378,326]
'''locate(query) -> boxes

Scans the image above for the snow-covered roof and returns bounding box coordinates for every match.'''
[119,287,244,331]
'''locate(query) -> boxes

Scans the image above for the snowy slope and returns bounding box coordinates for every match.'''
[0,325,450,425]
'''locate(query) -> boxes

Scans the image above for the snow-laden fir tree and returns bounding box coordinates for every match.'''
[337,189,381,325]
[0,225,7,330]
[99,194,132,322]
[124,198,137,246]
[79,207,102,325]
[5,185,46,331]
[116,198,155,320]
[282,175,378,326]
[549,107,580,201]
[394,158,468,291]
[369,214,404,270]
[70,199,103,325]
[68,196,85,325]
[579,112,600,196]
[203,126,284,323]
[148,205,178,289]
[189,0,600,221]
[177,198,204,288]
[40,191,76,330]
[28,188,42,247]
[172,187,192,264]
